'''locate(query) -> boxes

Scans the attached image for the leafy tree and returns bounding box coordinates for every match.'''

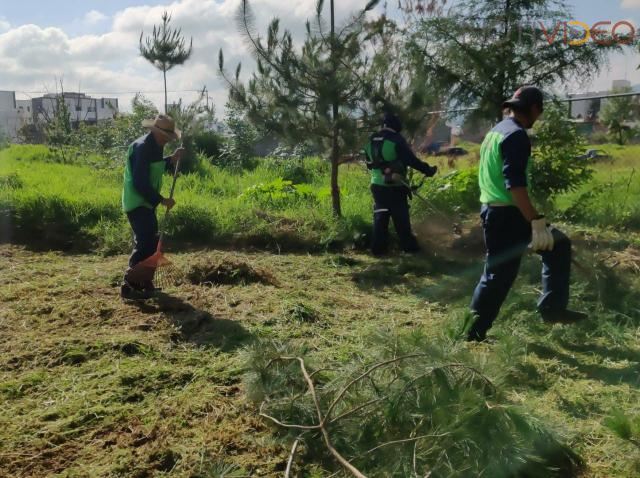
[167,88,217,172]
[408,0,624,123]
[217,101,258,171]
[140,11,193,114]
[361,14,442,141]
[530,103,592,207]
[600,87,638,145]
[42,84,73,163]
[219,0,382,217]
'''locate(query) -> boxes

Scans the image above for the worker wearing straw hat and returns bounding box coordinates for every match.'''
[467,87,587,342]
[120,115,185,300]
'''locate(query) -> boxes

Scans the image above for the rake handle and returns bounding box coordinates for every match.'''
[158,149,182,244]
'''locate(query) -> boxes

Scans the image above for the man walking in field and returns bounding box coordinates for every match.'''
[364,113,438,256]
[467,86,587,342]
[120,115,184,300]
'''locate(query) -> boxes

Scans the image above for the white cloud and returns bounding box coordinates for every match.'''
[0,17,10,32]
[1,0,376,112]
[83,10,109,25]
[621,0,640,8]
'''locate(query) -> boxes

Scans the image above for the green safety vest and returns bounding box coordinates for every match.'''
[121,144,165,212]
[364,136,407,187]
[478,131,531,205]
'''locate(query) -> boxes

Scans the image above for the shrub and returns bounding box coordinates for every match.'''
[240,178,324,209]
[419,168,480,214]
[216,101,258,171]
[530,104,592,207]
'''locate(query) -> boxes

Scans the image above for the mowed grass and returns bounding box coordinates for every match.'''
[1,143,640,476]
[1,233,639,476]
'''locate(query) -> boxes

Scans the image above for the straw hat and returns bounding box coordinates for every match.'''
[141,115,181,141]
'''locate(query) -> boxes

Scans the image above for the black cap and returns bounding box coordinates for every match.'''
[503,86,544,111]
[382,112,403,133]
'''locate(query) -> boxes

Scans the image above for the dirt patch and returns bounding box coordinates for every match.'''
[415,215,484,261]
[186,258,277,286]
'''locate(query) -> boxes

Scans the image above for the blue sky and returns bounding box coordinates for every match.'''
[0,0,638,112]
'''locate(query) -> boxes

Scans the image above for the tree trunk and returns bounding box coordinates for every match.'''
[163,69,168,115]
[330,128,342,217]
[329,0,341,217]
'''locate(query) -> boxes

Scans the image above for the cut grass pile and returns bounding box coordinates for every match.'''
[1,230,639,476]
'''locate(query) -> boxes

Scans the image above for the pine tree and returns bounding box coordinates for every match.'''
[408,0,625,122]
[219,0,382,217]
[139,11,193,114]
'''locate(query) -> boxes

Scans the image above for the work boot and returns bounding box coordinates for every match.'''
[142,281,161,295]
[120,280,153,301]
[541,309,588,325]
[466,328,488,343]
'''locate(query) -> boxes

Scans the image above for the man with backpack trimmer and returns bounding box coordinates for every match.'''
[467,86,587,342]
[120,115,184,300]
[363,113,438,256]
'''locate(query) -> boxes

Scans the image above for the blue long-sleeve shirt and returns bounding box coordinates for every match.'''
[130,133,174,207]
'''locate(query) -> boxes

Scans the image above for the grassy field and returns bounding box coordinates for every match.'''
[1,235,639,476]
[1,144,640,476]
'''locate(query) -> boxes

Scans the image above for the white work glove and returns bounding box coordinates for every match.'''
[530,217,554,252]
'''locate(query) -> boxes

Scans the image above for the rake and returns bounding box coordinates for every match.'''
[127,155,182,290]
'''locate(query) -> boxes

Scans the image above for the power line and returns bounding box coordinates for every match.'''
[15,89,205,96]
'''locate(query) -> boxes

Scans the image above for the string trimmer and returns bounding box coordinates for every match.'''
[397,175,463,236]
[127,154,182,289]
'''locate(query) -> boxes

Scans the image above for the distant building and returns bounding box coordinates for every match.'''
[33,92,118,127]
[0,90,119,142]
[569,80,633,121]
[0,91,33,141]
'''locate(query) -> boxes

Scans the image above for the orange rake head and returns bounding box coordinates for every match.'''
[126,241,180,288]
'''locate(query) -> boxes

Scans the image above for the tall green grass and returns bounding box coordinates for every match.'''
[2,143,639,254]
[0,145,375,253]
[555,144,640,229]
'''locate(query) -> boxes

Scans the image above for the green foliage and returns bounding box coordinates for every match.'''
[240,178,327,209]
[0,126,9,150]
[219,0,384,216]
[71,94,159,166]
[0,146,372,253]
[420,168,480,214]
[245,329,583,476]
[530,104,592,207]
[192,130,224,159]
[408,0,620,122]
[167,90,217,173]
[217,101,258,171]
[604,411,640,447]
[600,87,639,145]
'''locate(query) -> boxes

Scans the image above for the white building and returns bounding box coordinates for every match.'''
[0,90,120,142]
[32,92,118,126]
[569,80,633,121]
[0,91,33,141]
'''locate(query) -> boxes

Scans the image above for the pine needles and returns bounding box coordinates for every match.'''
[244,330,583,477]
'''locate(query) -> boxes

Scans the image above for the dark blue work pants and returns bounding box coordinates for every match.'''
[468,206,571,340]
[371,184,420,256]
[126,206,159,269]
